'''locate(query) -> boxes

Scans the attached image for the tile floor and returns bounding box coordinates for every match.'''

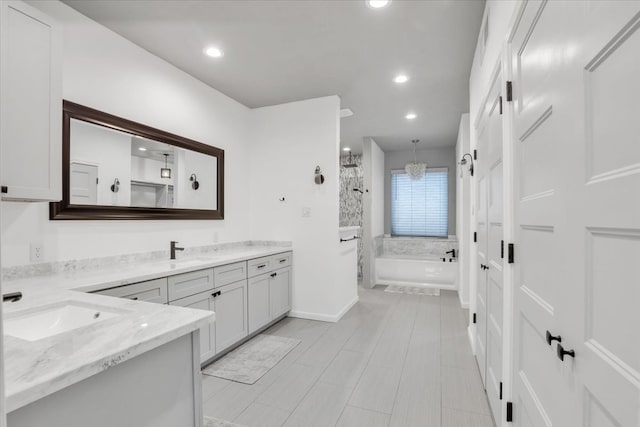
[202,286,494,427]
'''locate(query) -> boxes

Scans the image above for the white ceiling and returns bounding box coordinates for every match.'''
[63,0,484,153]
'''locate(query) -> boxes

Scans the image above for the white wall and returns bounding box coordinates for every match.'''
[361,137,385,288]
[249,96,354,321]
[456,114,470,308]
[384,147,457,236]
[70,120,132,207]
[2,1,253,267]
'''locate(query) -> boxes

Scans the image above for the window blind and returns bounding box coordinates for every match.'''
[391,168,448,237]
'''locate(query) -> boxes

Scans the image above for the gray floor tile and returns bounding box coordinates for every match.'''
[283,382,353,427]
[319,349,368,389]
[336,406,390,427]
[442,407,495,427]
[441,366,491,416]
[203,381,266,421]
[256,363,324,411]
[201,375,231,400]
[348,363,403,414]
[233,402,290,427]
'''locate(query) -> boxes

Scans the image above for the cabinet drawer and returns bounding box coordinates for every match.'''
[271,252,292,269]
[93,278,168,304]
[213,261,247,288]
[168,268,214,302]
[247,256,272,278]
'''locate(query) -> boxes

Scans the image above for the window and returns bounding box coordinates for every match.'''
[391,168,448,237]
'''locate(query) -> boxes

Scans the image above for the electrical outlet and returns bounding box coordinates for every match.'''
[301,207,311,218]
[30,243,44,263]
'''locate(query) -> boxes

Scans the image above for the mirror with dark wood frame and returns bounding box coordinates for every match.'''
[50,100,224,220]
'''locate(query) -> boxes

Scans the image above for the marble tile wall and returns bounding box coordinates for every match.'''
[339,154,363,276]
[2,240,292,281]
[375,236,458,259]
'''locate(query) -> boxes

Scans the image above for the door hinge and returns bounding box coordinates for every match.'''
[499,382,503,400]
[473,149,477,160]
[499,96,503,115]
[473,313,477,324]
[506,401,513,422]
[96,177,99,185]
[501,240,504,259]
[506,81,513,102]
[508,243,515,264]
[1,186,7,194]
[473,232,477,243]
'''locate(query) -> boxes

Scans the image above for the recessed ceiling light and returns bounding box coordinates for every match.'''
[405,113,417,120]
[367,0,391,9]
[204,46,224,58]
[343,147,351,152]
[138,147,147,151]
[394,74,409,84]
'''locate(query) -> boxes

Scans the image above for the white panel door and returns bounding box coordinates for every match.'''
[485,72,504,424]
[510,1,574,425]
[476,122,489,386]
[565,2,640,426]
[69,163,97,205]
[510,1,640,426]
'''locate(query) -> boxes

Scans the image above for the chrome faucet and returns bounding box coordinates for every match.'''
[445,249,456,258]
[170,241,184,260]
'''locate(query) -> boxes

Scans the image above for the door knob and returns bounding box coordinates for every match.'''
[545,330,562,346]
[557,344,575,361]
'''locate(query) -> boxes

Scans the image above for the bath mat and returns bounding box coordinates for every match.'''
[204,416,244,427]
[202,334,301,385]
[384,285,440,296]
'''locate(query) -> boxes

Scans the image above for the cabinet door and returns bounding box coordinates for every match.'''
[0,0,61,201]
[170,291,216,363]
[248,273,271,334]
[214,280,248,354]
[269,267,291,319]
[93,278,168,304]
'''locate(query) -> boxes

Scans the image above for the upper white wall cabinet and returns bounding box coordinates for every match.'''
[0,0,61,201]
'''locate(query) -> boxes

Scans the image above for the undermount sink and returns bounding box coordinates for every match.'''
[4,302,121,342]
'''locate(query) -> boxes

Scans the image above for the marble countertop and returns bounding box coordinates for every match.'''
[2,245,292,413]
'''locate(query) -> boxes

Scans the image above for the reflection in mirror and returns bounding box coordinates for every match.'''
[69,119,217,210]
[51,100,224,220]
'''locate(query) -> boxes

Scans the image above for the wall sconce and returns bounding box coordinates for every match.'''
[190,173,199,190]
[314,166,325,185]
[161,153,171,179]
[459,153,474,177]
[110,178,120,193]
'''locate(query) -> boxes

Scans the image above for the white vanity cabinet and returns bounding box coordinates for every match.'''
[248,253,293,334]
[0,0,62,201]
[213,280,248,354]
[171,290,217,362]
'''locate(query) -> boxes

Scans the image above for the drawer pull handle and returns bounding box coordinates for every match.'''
[131,297,139,301]
[257,264,266,269]
[557,344,575,361]
[545,330,561,346]
[279,259,286,263]
[212,291,222,298]
[271,273,277,278]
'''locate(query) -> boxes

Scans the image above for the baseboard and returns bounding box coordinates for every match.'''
[376,280,456,290]
[467,325,476,355]
[289,296,359,323]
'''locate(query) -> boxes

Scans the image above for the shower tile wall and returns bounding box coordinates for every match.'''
[339,154,363,277]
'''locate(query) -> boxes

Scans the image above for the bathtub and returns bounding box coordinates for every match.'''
[375,254,458,289]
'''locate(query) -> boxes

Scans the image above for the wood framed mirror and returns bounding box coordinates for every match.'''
[50,100,224,220]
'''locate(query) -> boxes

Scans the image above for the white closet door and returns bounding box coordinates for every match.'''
[485,71,504,424]
[566,2,640,426]
[476,145,489,386]
[510,1,640,426]
[510,1,574,425]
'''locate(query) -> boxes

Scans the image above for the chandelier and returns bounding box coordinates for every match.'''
[405,139,426,179]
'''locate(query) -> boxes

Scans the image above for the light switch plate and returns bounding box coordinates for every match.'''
[301,207,311,217]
